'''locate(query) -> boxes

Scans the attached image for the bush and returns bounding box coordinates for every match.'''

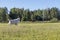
[50,18,58,23]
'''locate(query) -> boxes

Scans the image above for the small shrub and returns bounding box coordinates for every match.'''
[50,18,58,23]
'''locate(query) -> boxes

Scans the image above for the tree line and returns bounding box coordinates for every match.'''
[0,7,60,22]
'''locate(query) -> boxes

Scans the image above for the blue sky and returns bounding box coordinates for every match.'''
[0,0,60,10]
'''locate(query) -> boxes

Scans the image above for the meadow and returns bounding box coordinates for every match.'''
[0,22,60,40]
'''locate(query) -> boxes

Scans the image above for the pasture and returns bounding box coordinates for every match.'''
[0,22,60,40]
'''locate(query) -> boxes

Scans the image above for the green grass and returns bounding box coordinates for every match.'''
[0,23,60,40]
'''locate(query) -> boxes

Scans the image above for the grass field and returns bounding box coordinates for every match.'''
[0,22,60,40]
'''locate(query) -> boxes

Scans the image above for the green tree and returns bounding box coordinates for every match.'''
[50,7,59,19]
[0,7,8,22]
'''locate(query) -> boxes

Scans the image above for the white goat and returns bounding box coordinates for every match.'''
[8,18,20,25]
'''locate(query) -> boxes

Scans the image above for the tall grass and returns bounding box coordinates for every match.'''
[0,23,60,40]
